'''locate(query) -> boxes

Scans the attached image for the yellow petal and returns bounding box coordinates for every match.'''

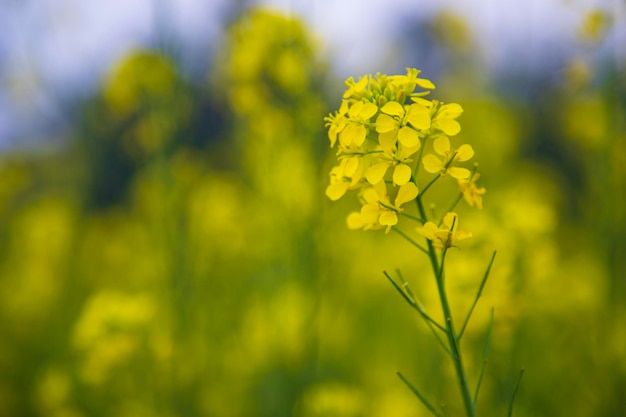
[362,188,379,204]
[373,180,388,200]
[420,222,439,240]
[455,231,473,242]
[326,183,349,201]
[393,164,412,185]
[347,101,363,118]
[449,167,470,179]
[376,113,397,133]
[436,119,461,136]
[410,97,433,108]
[415,77,435,89]
[343,156,360,177]
[406,104,431,130]
[395,182,419,206]
[422,154,443,173]
[361,203,380,223]
[398,126,419,148]
[360,102,378,119]
[440,103,463,118]
[346,212,365,229]
[380,101,405,117]
[442,212,458,230]
[456,144,474,161]
[366,162,390,184]
[338,100,349,115]
[342,124,367,146]
[399,143,420,158]
[433,136,450,155]
[379,211,398,226]
[378,130,397,152]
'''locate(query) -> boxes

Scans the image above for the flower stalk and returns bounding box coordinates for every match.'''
[324,68,520,416]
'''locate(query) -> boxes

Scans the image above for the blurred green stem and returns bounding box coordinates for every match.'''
[416,195,476,417]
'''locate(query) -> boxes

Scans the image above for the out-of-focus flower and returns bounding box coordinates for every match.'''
[458,173,486,209]
[419,212,472,249]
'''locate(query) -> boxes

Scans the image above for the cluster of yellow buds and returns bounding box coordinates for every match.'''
[324,68,484,245]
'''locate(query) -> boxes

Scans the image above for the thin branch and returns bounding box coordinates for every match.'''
[420,173,441,196]
[383,271,446,334]
[459,251,497,340]
[473,308,495,405]
[391,227,429,255]
[397,371,442,417]
[506,369,525,417]
[400,211,426,224]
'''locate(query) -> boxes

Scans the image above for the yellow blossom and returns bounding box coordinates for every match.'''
[419,212,472,249]
[365,141,419,186]
[431,102,463,136]
[325,156,365,201]
[422,136,473,179]
[339,101,378,147]
[343,75,370,100]
[458,173,486,209]
[375,101,430,148]
[325,101,349,148]
[388,67,436,95]
[347,181,418,232]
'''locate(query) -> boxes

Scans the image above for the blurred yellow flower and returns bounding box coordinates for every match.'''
[420,212,472,249]
[458,173,486,209]
[423,136,474,179]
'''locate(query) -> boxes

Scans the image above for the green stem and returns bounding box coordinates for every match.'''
[436,249,476,417]
[415,196,440,275]
[506,369,525,417]
[400,212,426,224]
[440,193,463,226]
[397,371,442,417]
[459,251,497,341]
[421,173,441,196]
[392,227,429,255]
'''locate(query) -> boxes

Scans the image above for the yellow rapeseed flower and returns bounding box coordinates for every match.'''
[423,136,474,179]
[458,173,486,209]
[343,75,370,100]
[431,102,463,136]
[375,101,430,148]
[325,157,365,201]
[339,100,378,147]
[325,101,349,148]
[347,181,418,232]
[365,141,419,186]
[419,212,472,249]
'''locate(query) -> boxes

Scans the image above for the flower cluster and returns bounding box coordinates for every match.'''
[324,68,484,244]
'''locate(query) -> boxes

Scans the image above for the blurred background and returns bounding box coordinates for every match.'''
[0,0,625,416]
